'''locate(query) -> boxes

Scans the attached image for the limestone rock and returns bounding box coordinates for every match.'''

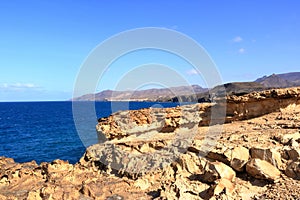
[229,146,250,172]
[225,87,300,122]
[133,178,151,190]
[246,158,281,181]
[207,146,250,172]
[2,87,300,199]
[250,147,283,169]
[285,161,300,180]
[276,132,300,144]
[207,146,230,164]
[97,88,300,141]
[209,178,236,197]
[41,159,74,184]
[27,190,43,200]
[202,161,236,183]
[178,152,205,175]
[97,104,202,140]
[174,176,209,199]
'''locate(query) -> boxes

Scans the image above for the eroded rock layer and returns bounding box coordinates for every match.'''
[97,87,300,140]
[1,87,300,199]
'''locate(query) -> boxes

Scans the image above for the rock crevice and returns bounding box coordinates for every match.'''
[1,87,300,199]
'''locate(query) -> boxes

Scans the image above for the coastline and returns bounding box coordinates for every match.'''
[1,87,300,199]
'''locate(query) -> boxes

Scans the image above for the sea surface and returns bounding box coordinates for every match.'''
[0,101,181,164]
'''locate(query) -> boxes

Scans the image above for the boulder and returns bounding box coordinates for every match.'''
[207,146,230,164]
[207,146,250,172]
[202,161,236,183]
[229,146,250,172]
[246,159,281,181]
[178,152,205,175]
[286,148,300,161]
[285,161,300,180]
[250,147,283,169]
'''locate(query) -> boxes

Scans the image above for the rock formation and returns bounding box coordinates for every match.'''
[1,87,300,199]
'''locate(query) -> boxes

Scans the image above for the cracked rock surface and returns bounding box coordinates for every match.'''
[1,87,300,199]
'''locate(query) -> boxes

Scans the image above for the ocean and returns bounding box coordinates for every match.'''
[0,101,180,164]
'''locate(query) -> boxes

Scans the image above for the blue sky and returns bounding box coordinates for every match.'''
[0,0,300,101]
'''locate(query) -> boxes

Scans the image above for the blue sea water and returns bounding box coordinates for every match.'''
[0,101,180,164]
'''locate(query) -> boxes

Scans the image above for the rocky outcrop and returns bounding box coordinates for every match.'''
[0,157,150,199]
[250,147,283,169]
[207,145,250,172]
[224,87,300,122]
[1,87,300,199]
[97,87,300,141]
[246,158,281,181]
[201,161,236,183]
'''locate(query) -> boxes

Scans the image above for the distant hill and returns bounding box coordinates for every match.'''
[255,72,300,88]
[168,82,266,102]
[169,72,300,103]
[71,85,207,101]
[72,72,300,102]
[211,82,266,96]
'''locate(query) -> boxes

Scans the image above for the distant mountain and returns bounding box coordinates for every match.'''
[255,72,300,88]
[166,72,300,102]
[71,85,207,101]
[168,82,266,102]
[211,82,266,95]
[72,72,300,102]
[277,72,300,82]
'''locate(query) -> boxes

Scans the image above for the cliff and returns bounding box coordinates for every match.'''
[1,87,300,199]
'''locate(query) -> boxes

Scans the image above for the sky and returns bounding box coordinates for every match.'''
[0,0,300,101]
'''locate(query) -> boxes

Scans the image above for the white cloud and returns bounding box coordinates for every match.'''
[238,48,246,54]
[0,83,40,90]
[232,36,243,43]
[186,69,199,75]
[0,83,71,101]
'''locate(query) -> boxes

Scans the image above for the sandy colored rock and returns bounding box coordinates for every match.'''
[209,178,235,198]
[276,132,300,144]
[97,87,300,140]
[250,147,283,169]
[246,158,281,181]
[2,87,300,199]
[202,161,236,183]
[178,152,205,175]
[229,146,250,172]
[207,145,250,172]
[173,176,209,199]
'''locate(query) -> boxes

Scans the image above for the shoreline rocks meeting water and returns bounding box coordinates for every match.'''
[1,87,300,199]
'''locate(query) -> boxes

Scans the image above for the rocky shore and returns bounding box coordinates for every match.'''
[1,87,300,199]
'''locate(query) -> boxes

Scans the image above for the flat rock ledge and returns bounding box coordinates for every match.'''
[1,87,300,199]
